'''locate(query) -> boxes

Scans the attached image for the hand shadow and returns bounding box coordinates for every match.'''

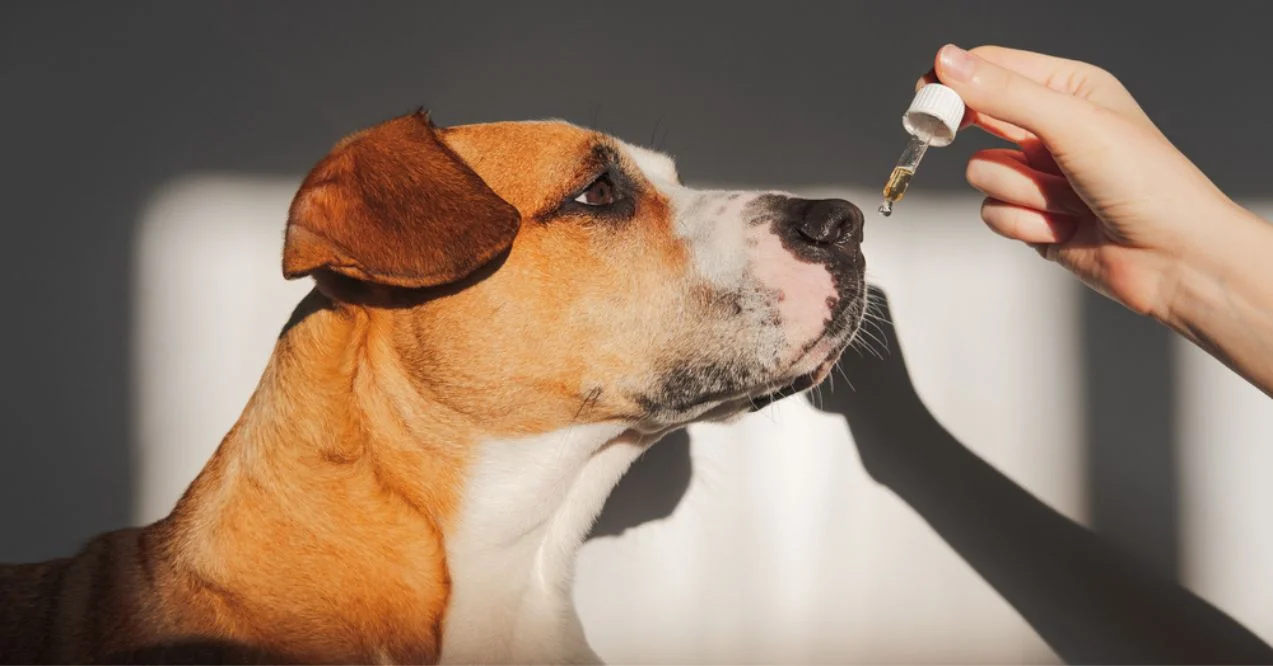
[816,285,1273,665]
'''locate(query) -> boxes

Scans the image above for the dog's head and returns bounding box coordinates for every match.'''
[283,112,866,435]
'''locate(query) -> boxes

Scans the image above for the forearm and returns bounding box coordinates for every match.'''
[1157,202,1273,398]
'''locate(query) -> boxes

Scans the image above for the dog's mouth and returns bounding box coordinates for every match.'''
[745,284,866,411]
[740,286,867,412]
[641,345,844,431]
[746,347,842,412]
[638,287,867,427]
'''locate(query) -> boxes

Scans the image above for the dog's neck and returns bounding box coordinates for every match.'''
[158,291,645,664]
[440,423,645,665]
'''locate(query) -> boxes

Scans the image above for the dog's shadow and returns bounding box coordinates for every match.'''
[588,429,692,539]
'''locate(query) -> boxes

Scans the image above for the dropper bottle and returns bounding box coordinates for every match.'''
[878,83,966,216]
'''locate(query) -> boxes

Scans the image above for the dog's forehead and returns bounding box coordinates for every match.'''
[440,120,678,212]
[616,140,679,186]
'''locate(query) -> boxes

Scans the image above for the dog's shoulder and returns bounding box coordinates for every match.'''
[0,555,71,663]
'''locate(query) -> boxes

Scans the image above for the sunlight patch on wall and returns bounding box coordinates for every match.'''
[133,175,313,524]
[133,175,1271,661]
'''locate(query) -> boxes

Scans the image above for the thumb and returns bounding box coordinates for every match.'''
[934,44,1092,146]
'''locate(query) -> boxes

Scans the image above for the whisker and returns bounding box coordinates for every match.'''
[862,314,892,330]
[649,115,664,148]
[656,121,671,151]
[856,324,889,357]
[833,361,852,387]
[852,332,885,360]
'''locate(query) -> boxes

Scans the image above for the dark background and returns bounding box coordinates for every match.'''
[1,0,1268,594]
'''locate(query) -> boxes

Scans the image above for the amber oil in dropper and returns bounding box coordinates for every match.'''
[876,82,964,217]
[878,134,929,217]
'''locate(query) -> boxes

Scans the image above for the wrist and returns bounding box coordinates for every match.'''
[1154,200,1273,332]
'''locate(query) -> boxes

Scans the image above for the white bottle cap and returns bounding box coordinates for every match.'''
[903,83,965,147]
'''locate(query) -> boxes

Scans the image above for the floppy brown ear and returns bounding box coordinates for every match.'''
[282,111,520,288]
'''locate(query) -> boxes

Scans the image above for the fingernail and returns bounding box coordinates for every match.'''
[938,44,975,83]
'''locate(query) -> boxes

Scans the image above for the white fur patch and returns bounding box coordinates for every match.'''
[672,190,760,289]
[440,423,648,665]
[618,142,844,368]
[435,137,858,664]
[619,141,679,187]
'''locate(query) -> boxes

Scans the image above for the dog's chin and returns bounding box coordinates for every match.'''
[745,351,841,413]
[638,311,863,432]
[690,347,844,427]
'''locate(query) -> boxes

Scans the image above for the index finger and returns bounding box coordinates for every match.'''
[967,46,1153,124]
[916,68,1038,143]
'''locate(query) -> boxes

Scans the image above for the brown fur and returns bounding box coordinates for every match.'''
[283,111,520,288]
[0,112,697,663]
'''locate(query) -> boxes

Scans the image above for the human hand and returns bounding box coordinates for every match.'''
[925,44,1249,320]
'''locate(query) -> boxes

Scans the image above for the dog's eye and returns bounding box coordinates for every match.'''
[574,175,620,206]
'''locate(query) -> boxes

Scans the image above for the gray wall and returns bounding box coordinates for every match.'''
[1,0,1269,586]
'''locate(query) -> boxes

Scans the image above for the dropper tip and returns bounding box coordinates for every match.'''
[877,201,893,217]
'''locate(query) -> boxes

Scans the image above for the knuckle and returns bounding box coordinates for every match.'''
[968,44,1007,59]
[1087,64,1124,88]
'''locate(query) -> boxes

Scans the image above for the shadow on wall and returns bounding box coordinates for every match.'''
[821,287,1273,664]
[589,429,693,540]
[1082,293,1180,577]
[584,285,1273,664]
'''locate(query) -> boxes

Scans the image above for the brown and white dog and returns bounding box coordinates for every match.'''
[0,111,867,665]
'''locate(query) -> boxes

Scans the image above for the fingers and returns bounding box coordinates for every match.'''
[967,149,1087,215]
[972,113,1034,144]
[1016,136,1063,177]
[918,53,1073,168]
[970,117,1063,177]
[932,44,1098,146]
[921,66,1056,146]
[980,198,1080,245]
[967,46,1153,124]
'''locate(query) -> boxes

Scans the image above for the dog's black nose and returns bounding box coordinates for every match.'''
[795,198,864,245]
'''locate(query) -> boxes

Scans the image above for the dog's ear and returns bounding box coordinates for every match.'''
[283,111,520,288]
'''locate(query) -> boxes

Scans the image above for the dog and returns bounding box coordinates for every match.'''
[0,111,867,664]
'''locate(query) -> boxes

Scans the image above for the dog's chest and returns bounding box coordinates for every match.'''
[437,424,645,664]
